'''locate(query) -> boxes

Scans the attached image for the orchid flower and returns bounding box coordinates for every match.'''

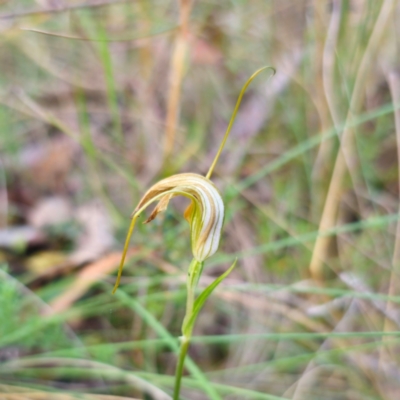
[112,173,224,293]
[112,66,274,295]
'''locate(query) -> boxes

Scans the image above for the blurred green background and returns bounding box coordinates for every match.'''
[1,1,400,399]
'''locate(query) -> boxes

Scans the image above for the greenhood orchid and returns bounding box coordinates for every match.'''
[111,66,275,400]
[112,172,225,293]
[112,66,274,295]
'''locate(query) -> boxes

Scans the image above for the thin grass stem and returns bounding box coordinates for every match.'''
[163,0,192,161]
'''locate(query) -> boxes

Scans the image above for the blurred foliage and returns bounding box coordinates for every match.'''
[0,0,400,399]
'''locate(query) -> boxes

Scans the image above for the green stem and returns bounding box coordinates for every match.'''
[173,336,190,400]
[184,259,200,321]
[185,284,195,325]
[174,258,202,399]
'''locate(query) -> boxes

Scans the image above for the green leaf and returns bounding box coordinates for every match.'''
[183,259,237,336]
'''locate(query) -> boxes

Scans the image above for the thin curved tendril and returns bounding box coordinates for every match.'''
[205,66,276,180]
[112,215,138,294]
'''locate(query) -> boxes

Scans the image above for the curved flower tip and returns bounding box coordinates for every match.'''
[134,173,224,262]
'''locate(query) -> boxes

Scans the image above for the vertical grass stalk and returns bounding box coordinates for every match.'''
[309,0,396,279]
[164,0,192,162]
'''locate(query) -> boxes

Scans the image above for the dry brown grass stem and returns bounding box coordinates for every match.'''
[286,299,390,400]
[219,291,328,334]
[163,0,192,161]
[1,359,171,400]
[47,251,136,316]
[16,38,99,91]
[309,0,397,280]
[321,0,342,131]
[0,0,130,20]
[0,392,137,400]
[380,69,400,368]
[388,70,400,280]
[311,0,336,192]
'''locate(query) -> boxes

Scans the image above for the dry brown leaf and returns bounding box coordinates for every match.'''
[47,250,136,315]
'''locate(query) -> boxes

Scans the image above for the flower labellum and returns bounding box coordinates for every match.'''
[112,173,224,293]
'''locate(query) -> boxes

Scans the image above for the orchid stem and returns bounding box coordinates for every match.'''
[173,336,190,400]
[173,259,201,399]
